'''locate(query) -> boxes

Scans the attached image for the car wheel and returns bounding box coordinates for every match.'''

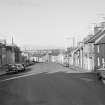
[97,73,100,76]
[23,69,25,71]
[14,71,17,73]
[99,76,102,80]
[15,70,18,73]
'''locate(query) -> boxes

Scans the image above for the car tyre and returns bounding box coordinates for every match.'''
[99,76,102,80]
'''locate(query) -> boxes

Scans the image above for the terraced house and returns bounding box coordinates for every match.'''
[84,22,105,71]
[72,22,105,72]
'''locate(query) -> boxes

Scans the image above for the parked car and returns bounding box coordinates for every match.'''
[28,61,35,66]
[24,61,35,67]
[22,63,27,68]
[63,62,69,67]
[96,67,105,80]
[31,61,36,65]
[7,64,17,73]
[15,64,25,72]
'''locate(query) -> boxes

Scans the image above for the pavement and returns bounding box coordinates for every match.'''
[59,63,90,73]
[0,66,7,76]
[0,70,6,75]
[0,62,105,105]
[68,64,91,73]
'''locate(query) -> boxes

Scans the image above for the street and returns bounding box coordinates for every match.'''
[0,62,105,105]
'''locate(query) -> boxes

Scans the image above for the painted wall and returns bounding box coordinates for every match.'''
[94,44,105,69]
[83,43,94,71]
[2,47,6,65]
[6,50,15,64]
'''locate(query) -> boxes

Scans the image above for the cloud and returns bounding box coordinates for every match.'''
[0,0,40,7]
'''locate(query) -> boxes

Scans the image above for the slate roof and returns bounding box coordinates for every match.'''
[84,29,105,44]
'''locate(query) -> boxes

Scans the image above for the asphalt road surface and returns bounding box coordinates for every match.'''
[0,62,105,105]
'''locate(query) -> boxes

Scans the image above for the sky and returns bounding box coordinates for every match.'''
[0,0,105,49]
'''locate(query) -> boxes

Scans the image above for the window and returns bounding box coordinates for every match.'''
[97,45,100,53]
[102,58,104,64]
[102,58,105,67]
[97,57,100,66]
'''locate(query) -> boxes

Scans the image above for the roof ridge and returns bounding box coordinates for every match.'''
[85,29,104,43]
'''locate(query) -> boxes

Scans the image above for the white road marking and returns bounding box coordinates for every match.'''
[80,78,93,82]
[0,72,44,82]
[102,80,105,84]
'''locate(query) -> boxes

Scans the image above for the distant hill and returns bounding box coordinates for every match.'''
[20,44,65,50]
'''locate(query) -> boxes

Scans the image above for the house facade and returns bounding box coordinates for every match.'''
[86,24,105,70]
[6,45,15,64]
[14,46,21,63]
[1,45,7,65]
[82,42,94,71]
[73,48,80,66]
[71,22,105,72]
[94,31,105,69]
[57,53,65,64]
